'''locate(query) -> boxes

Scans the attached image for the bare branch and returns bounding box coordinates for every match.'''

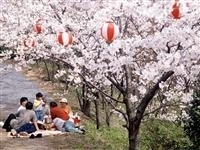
[143,103,178,117]
[101,94,128,123]
[137,71,174,116]
[79,74,124,104]
[130,15,144,39]
[191,20,200,29]
[106,75,125,94]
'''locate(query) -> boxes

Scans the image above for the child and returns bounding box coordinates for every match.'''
[33,92,45,121]
[17,97,28,112]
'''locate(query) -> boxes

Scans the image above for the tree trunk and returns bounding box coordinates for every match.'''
[101,94,111,127]
[43,59,51,81]
[124,65,174,150]
[51,61,56,82]
[128,121,140,150]
[105,101,110,127]
[83,100,91,117]
[94,99,100,129]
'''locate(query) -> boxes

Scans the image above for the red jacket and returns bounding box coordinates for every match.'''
[50,107,69,121]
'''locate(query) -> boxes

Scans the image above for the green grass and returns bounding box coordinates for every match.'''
[83,120,128,149]
[46,119,128,149]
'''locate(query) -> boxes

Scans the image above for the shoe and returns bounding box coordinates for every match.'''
[79,125,84,130]
[80,129,85,135]
[6,128,11,132]
[19,132,29,136]
[29,134,35,139]
[35,133,42,138]
[0,121,4,127]
[4,126,12,132]
[11,129,17,136]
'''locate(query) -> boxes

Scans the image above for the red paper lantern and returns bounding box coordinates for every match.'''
[171,0,181,19]
[33,19,44,34]
[57,32,73,46]
[34,24,43,34]
[101,22,119,43]
[23,38,36,48]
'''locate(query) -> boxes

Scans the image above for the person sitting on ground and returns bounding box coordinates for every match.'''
[43,97,50,117]
[10,101,40,135]
[50,117,85,134]
[2,97,28,132]
[59,98,72,116]
[49,101,69,121]
[17,97,28,112]
[33,92,45,121]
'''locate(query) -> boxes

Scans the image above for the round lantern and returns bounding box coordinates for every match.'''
[23,38,36,48]
[33,23,43,34]
[171,0,181,19]
[33,19,43,34]
[57,32,73,46]
[101,22,119,43]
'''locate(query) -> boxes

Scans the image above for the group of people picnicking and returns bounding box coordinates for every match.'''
[1,92,85,138]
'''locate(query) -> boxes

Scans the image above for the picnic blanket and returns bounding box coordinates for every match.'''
[0,121,65,138]
[7,130,65,138]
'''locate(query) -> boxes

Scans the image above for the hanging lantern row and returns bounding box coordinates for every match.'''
[29,0,191,49]
[32,20,120,45]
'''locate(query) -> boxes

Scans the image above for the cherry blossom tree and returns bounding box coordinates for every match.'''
[1,0,200,149]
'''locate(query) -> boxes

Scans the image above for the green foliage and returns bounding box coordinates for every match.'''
[140,118,191,150]
[183,79,200,150]
[0,45,9,54]
[0,45,9,53]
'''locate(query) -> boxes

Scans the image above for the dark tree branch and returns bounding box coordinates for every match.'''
[143,103,178,117]
[106,75,126,94]
[102,95,128,124]
[160,24,165,32]
[166,41,183,53]
[76,88,83,109]
[136,71,174,120]
[62,7,66,15]
[191,20,200,29]
[50,4,62,23]
[79,74,124,104]
[166,42,171,53]
[130,15,144,39]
